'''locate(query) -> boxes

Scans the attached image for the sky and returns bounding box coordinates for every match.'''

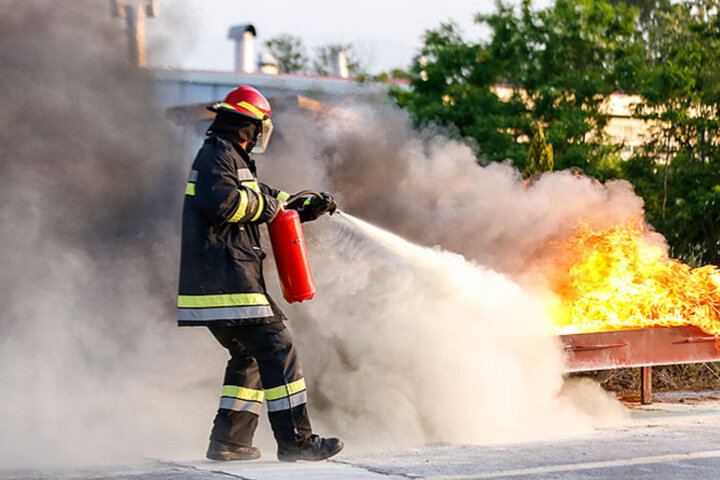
[146,0,547,74]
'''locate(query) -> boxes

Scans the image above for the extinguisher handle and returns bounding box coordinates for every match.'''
[284,190,324,206]
[284,190,338,221]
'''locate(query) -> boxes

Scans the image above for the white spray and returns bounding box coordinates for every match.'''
[276,210,628,448]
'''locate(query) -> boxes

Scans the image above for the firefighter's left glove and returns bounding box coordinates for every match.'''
[286,192,337,223]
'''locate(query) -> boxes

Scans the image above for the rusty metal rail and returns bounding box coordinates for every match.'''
[560,326,720,404]
[564,342,629,353]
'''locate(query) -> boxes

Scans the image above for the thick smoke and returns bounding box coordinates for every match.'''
[0,0,222,468]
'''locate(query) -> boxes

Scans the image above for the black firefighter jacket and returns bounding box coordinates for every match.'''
[177,134,291,327]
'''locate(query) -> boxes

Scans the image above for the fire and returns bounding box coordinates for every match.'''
[552,218,720,335]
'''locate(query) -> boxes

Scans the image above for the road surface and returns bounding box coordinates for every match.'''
[3,393,720,480]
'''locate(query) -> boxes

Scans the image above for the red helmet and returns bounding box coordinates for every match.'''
[208,86,274,153]
[209,85,271,120]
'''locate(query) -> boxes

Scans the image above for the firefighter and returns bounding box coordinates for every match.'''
[177,85,342,462]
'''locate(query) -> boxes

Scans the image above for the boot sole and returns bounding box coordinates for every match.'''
[207,451,261,461]
[277,442,344,462]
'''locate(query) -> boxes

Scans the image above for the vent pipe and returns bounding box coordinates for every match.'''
[110,0,159,68]
[228,24,257,73]
[330,48,349,78]
[259,52,280,75]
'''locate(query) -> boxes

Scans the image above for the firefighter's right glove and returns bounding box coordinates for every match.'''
[286,192,337,223]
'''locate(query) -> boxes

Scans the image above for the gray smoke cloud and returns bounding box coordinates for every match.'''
[0,0,223,468]
[0,0,634,469]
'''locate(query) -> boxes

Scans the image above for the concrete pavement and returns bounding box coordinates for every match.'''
[339,396,720,480]
[3,394,720,480]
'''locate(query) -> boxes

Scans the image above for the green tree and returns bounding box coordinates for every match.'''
[524,126,554,178]
[624,0,720,264]
[312,44,364,77]
[357,67,411,84]
[393,22,529,166]
[265,34,308,73]
[607,0,670,27]
[393,0,642,176]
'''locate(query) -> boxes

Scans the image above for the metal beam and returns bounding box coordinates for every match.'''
[562,326,720,372]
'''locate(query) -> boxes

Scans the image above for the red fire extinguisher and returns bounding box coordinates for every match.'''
[268,193,318,303]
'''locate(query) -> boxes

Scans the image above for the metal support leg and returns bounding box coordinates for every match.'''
[641,366,653,404]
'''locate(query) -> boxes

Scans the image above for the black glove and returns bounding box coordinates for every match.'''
[286,192,337,223]
[317,192,338,215]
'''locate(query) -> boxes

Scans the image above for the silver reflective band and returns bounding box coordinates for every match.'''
[219,397,263,415]
[189,169,199,182]
[178,305,274,321]
[266,391,307,412]
[237,168,254,181]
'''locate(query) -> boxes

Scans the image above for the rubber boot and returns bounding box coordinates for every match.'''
[206,440,261,461]
[277,434,344,462]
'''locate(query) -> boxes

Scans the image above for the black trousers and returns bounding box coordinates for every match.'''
[208,322,312,447]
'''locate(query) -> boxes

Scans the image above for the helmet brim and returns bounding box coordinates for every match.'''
[207,103,265,122]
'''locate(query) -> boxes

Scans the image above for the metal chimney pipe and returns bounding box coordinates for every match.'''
[125,5,145,67]
[110,0,158,68]
[228,24,257,73]
[330,48,349,78]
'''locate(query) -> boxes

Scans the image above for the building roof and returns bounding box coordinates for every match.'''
[151,67,395,109]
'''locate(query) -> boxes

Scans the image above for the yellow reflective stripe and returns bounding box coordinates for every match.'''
[222,385,265,402]
[185,183,196,196]
[217,101,265,120]
[241,180,261,193]
[228,189,249,223]
[264,378,306,401]
[237,101,266,119]
[177,293,270,308]
[231,182,264,222]
[239,181,264,222]
[287,378,306,395]
[277,191,290,203]
[251,193,265,222]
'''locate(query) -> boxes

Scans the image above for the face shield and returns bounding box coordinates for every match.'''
[251,117,274,154]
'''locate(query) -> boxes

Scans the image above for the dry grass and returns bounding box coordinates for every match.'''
[600,362,720,393]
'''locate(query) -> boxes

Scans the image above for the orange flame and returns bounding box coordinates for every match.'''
[553,218,720,335]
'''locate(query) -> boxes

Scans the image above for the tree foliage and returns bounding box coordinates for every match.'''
[624,0,720,264]
[607,0,670,27]
[394,0,641,176]
[264,34,308,74]
[524,126,554,178]
[312,44,364,77]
